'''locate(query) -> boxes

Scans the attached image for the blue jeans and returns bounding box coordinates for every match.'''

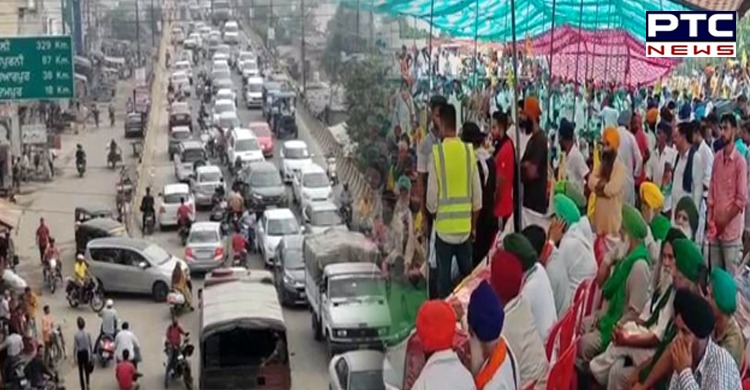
[434,235,473,299]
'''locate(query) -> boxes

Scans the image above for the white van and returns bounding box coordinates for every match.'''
[223,21,240,44]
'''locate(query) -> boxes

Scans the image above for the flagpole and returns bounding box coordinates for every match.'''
[546,0,558,125]
[573,0,584,115]
[510,0,522,232]
[427,0,435,92]
[473,0,480,88]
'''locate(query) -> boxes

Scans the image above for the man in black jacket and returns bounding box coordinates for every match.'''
[461,122,496,266]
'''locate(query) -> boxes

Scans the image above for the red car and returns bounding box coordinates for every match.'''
[249,122,274,158]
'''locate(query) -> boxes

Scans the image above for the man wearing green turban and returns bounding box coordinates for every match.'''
[503,233,558,341]
[546,194,597,315]
[673,196,698,240]
[589,236,703,389]
[578,204,651,372]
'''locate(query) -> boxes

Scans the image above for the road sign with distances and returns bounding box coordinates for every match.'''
[0,36,75,101]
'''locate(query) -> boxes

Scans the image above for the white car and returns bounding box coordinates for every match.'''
[215,111,240,131]
[158,183,196,228]
[172,27,185,44]
[215,88,237,106]
[172,60,192,80]
[170,71,192,96]
[226,128,264,169]
[302,201,347,235]
[256,208,301,266]
[187,33,202,48]
[212,55,230,69]
[211,99,236,125]
[199,26,212,40]
[190,165,224,207]
[280,140,313,182]
[329,350,386,390]
[223,21,240,44]
[244,77,263,108]
[241,61,260,79]
[292,164,333,210]
[236,51,256,72]
[183,37,198,49]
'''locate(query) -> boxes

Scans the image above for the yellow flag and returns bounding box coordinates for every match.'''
[587,142,600,219]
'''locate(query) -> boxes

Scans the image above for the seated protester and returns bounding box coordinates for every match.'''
[634,268,744,390]
[673,196,699,241]
[666,288,741,389]
[503,233,557,342]
[545,194,597,315]
[490,250,549,388]
[640,181,667,262]
[520,226,553,266]
[648,215,672,292]
[577,204,652,371]
[411,300,475,389]
[467,281,521,389]
[588,237,704,390]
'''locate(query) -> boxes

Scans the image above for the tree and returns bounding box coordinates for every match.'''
[323,5,366,79]
[341,58,392,172]
[106,6,151,42]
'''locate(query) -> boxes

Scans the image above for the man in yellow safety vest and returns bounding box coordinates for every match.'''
[426,104,482,298]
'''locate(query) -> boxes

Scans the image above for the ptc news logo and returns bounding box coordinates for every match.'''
[646,11,736,58]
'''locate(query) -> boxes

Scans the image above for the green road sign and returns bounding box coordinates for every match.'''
[0,36,75,101]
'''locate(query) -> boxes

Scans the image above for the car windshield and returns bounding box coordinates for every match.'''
[181,148,204,162]
[218,116,239,129]
[240,53,254,61]
[283,249,304,270]
[302,172,329,188]
[215,102,234,114]
[349,371,386,390]
[216,80,232,89]
[172,131,190,140]
[248,83,262,92]
[329,276,383,300]
[217,91,233,100]
[250,171,281,187]
[174,62,190,71]
[172,74,188,83]
[267,218,299,236]
[199,171,222,182]
[213,70,230,79]
[243,61,258,69]
[189,230,219,244]
[143,244,172,265]
[163,192,187,203]
[284,147,308,159]
[235,138,259,152]
[310,209,341,226]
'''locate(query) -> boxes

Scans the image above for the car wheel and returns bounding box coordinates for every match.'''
[152,281,169,302]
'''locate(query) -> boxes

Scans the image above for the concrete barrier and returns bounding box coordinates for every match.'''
[128,16,172,233]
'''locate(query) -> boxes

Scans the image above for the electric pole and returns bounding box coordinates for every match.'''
[301,0,306,92]
[135,0,142,65]
[150,0,155,47]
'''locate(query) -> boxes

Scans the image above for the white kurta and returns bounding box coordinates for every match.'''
[520,263,558,342]
[546,218,597,315]
[412,350,477,390]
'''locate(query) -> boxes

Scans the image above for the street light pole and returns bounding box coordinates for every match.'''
[301,0,306,92]
[135,0,142,65]
[150,0,156,47]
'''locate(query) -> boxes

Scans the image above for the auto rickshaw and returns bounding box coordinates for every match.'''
[74,205,115,228]
[199,268,291,389]
[269,92,296,138]
[261,82,282,120]
[75,217,127,254]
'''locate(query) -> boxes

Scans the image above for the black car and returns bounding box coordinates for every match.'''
[75,218,127,255]
[239,162,287,211]
[273,234,306,305]
[124,113,145,138]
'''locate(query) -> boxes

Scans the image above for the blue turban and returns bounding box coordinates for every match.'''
[468,281,505,342]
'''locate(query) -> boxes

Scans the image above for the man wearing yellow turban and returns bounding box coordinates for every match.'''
[640,181,666,263]
[588,126,627,256]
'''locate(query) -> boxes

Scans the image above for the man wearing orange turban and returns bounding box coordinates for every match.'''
[520,96,549,214]
[588,126,627,248]
[412,300,474,388]
[646,108,659,127]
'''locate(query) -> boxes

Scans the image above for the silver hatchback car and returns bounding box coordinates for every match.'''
[184,222,226,272]
[85,237,189,301]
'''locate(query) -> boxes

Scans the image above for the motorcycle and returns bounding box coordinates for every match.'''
[232,250,247,268]
[143,211,156,235]
[44,258,63,294]
[178,221,190,246]
[210,200,227,222]
[340,203,353,228]
[97,334,115,366]
[65,278,105,312]
[326,156,338,185]
[76,159,86,177]
[107,148,122,169]
[167,291,189,317]
[165,334,195,390]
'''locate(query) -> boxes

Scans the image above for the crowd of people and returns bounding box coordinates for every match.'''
[389,57,750,388]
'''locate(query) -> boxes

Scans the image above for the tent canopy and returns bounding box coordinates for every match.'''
[342,0,699,42]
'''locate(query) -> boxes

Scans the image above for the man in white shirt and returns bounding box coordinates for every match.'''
[467,281,520,390]
[670,122,704,223]
[412,300,475,390]
[692,124,713,245]
[2,331,23,358]
[617,111,644,206]
[114,322,141,367]
[558,118,589,194]
[600,99,620,128]
[504,233,558,341]
[645,122,677,214]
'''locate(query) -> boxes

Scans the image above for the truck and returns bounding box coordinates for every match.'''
[211,0,232,26]
[303,230,392,356]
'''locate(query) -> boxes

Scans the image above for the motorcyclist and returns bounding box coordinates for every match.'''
[227,185,244,228]
[108,139,120,164]
[140,187,156,232]
[42,238,61,280]
[75,144,86,165]
[176,198,193,233]
[212,179,226,205]
[231,227,247,262]
[164,315,188,385]
[24,344,56,388]
[73,254,90,293]
[241,210,257,252]
[95,299,118,354]
[340,183,352,207]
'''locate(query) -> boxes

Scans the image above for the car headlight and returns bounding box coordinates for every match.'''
[334,329,347,338]
[282,272,294,286]
[252,193,262,200]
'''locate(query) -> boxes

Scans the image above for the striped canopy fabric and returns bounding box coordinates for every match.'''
[342,0,699,42]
